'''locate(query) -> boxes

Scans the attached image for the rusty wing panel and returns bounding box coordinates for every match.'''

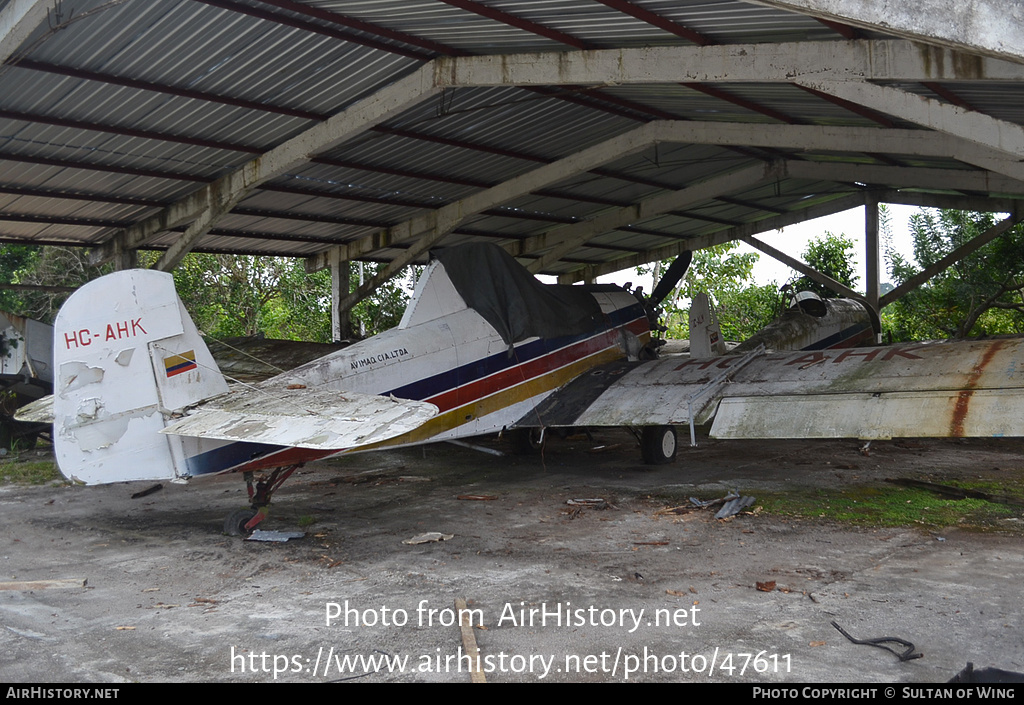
[712,389,1024,440]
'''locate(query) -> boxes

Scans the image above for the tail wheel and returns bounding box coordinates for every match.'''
[224,507,259,536]
[641,426,677,465]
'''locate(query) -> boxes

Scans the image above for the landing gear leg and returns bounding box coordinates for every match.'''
[224,465,301,536]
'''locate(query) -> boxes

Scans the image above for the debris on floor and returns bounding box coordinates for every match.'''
[655,490,756,519]
[587,443,622,453]
[131,484,163,499]
[566,498,608,509]
[831,620,922,662]
[714,495,756,519]
[563,498,610,519]
[0,578,86,591]
[246,530,306,542]
[402,532,454,545]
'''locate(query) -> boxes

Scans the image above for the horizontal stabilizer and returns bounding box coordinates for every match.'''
[14,394,53,424]
[161,386,437,450]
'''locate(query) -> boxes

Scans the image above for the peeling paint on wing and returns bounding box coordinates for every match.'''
[161,386,437,450]
[222,420,272,439]
[115,349,135,366]
[13,394,54,424]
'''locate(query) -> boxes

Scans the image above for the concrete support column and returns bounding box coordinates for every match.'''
[114,248,138,271]
[865,197,880,318]
[330,249,353,342]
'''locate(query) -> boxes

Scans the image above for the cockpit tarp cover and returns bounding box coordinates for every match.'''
[433,243,604,346]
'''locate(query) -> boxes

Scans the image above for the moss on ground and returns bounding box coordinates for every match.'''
[757,481,1023,532]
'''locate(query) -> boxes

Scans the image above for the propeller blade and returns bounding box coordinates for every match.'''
[649,251,692,307]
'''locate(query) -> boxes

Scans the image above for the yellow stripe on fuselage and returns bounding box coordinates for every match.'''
[350,337,637,452]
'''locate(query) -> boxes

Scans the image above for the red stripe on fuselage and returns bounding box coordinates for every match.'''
[431,316,648,411]
[825,328,874,349]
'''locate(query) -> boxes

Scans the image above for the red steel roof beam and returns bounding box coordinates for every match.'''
[435,0,591,49]
[795,84,898,128]
[593,0,714,45]
[9,58,326,122]
[192,0,434,60]
[249,0,463,56]
[921,82,980,112]
[681,83,802,125]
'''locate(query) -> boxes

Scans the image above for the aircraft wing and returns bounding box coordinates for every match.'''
[13,394,53,424]
[161,386,438,450]
[517,337,1024,440]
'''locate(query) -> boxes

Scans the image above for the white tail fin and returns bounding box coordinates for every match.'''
[53,270,228,484]
[688,292,726,358]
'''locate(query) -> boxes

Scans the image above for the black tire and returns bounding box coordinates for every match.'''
[507,427,545,455]
[640,426,677,465]
[224,507,258,536]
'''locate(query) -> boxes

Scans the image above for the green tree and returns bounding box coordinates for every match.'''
[0,246,108,323]
[168,253,289,339]
[883,209,1024,341]
[167,254,414,342]
[791,232,859,298]
[0,246,413,341]
[0,244,38,313]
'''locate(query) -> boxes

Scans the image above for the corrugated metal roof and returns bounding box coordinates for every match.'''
[0,0,1019,281]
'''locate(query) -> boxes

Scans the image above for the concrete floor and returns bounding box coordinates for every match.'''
[0,431,1022,683]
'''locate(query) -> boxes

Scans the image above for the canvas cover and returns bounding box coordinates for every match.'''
[433,244,605,346]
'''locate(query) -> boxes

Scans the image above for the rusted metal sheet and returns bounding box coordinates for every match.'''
[538,337,1024,440]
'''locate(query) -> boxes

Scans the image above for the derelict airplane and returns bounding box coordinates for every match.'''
[25,242,1024,534]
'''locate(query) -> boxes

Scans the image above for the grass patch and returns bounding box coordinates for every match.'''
[758,482,1022,531]
[0,457,62,485]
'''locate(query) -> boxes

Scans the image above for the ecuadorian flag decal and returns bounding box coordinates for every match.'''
[164,350,198,377]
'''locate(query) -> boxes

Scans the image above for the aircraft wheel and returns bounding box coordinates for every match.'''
[508,427,545,454]
[640,426,677,465]
[224,507,258,536]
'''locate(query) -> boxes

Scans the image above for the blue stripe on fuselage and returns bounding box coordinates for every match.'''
[386,303,645,401]
[184,440,280,476]
[801,323,871,350]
